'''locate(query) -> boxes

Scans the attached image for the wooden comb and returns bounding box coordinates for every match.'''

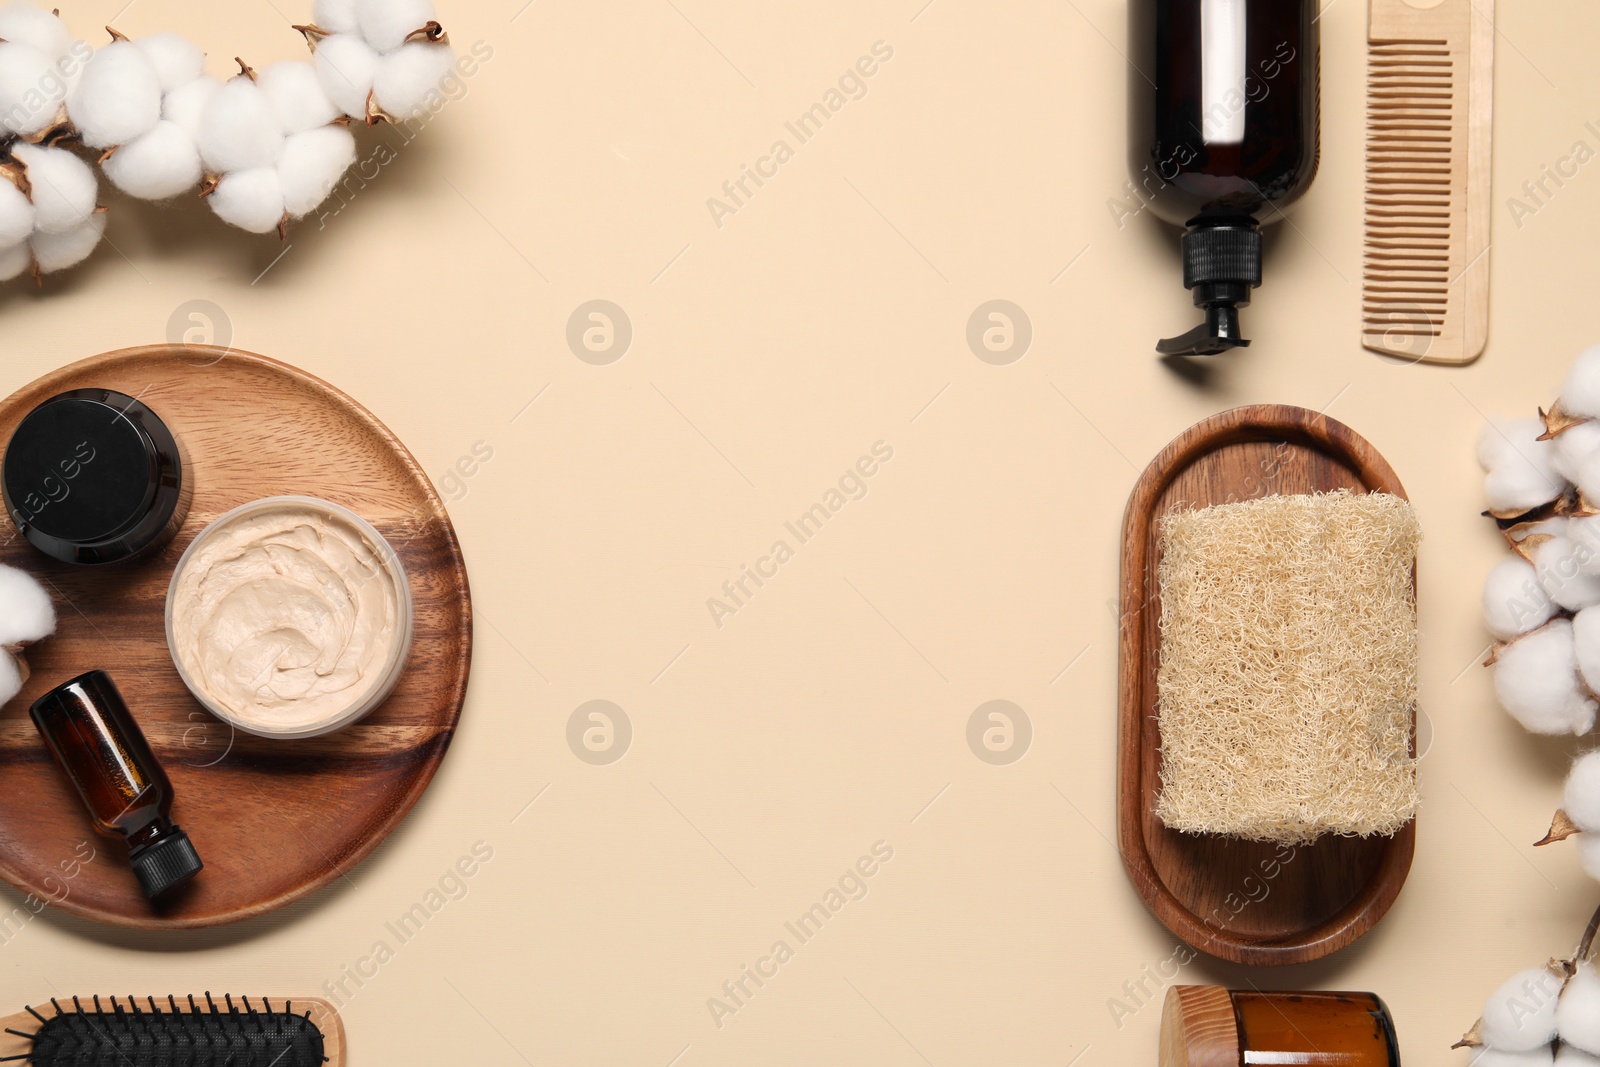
[1361,0,1494,365]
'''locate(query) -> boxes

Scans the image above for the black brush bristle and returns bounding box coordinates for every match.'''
[17,994,326,1067]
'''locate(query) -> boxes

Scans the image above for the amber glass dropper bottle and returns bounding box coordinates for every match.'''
[30,670,203,899]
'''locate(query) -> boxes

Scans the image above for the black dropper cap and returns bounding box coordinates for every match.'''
[130,827,203,898]
[1156,221,1262,356]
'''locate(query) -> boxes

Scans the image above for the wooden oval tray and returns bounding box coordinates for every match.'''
[1117,404,1416,966]
[0,346,472,929]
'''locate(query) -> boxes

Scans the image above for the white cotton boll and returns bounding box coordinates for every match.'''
[1579,832,1600,881]
[1536,536,1600,611]
[1478,1050,1556,1067]
[1481,416,1558,472]
[313,0,360,35]
[67,40,163,149]
[371,41,452,120]
[60,42,89,95]
[207,167,284,234]
[1481,966,1564,1051]
[0,4,72,60]
[1563,345,1600,421]
[1481,417,1567,515]
[278,124,355,217]
[356,0,437,54]
[162,73,218,142]
[1577,608,1600,697]
[1487,462,1566,518]
[0,178,34,249]
[196,75,285,173]
[312,34,379,119]
[102,120,202,199]
[0,240,29,281]
[0,41,67,137]
[11,142,97,234]
[0,563,54,646]
[1556,420,1600,485]
[1560,961,1600,1054]
[1485,557,1558,641]
[1574,517,1600,575]
[135,33,205,94]
[1511,516,1570,547]
[1558,1048,1600,1067]
[30,211,104,273]
[0,652,19,707]
[1567,750,1600,833]
[1494,620,1598,736]
[1578,451,1600,509]
[259,61,339,134]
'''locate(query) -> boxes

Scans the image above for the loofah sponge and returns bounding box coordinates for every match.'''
[1154,489,1422,845]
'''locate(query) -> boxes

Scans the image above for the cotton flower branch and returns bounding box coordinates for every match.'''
[1480,346,1600,737]
[1533,754,1600,886]
[1454,901,1600,1066]
[0,0,455,283]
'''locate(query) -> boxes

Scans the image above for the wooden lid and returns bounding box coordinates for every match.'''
[1159,986,1240,1067]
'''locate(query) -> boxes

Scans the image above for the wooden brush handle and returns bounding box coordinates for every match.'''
[0,996,345,1066]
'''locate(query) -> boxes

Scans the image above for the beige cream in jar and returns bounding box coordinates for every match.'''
[166,496,413,738]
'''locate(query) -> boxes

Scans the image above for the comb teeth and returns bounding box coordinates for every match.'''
[1362,38,1456,353]
[3,994,329,1067]
[1361,0,1493,364]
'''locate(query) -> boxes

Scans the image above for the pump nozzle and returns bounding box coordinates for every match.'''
[1157,305,1250,356]
[1156,221,1261,356]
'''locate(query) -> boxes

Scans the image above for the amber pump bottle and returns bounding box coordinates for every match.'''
[30,671,203,899]
[1128,0,1320,355]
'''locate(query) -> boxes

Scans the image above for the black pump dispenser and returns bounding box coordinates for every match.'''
[1128,0,1319,355]
[1157,221,1261,355]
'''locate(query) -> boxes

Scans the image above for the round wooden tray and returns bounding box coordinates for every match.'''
[0,346,472,929]
[1117,404,1416,966]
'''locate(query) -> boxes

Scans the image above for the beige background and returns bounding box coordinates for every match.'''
[2,0,1599,1063]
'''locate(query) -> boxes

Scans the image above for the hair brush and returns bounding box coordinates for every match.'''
[0,994,344,1067]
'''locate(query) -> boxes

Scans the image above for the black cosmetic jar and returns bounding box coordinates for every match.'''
[3,388,190,565]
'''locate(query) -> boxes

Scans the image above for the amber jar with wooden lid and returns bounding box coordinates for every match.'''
[1161,985,1401,1067]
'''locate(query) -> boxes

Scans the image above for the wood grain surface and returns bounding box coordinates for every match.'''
[0,995,345,1065]
[1158,986,1240,1067]
[1361,0,1494,365]
[1117,404,1416,966]
[0,346,472,929]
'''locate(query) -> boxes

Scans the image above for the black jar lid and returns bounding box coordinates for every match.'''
[2,389,184,565]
